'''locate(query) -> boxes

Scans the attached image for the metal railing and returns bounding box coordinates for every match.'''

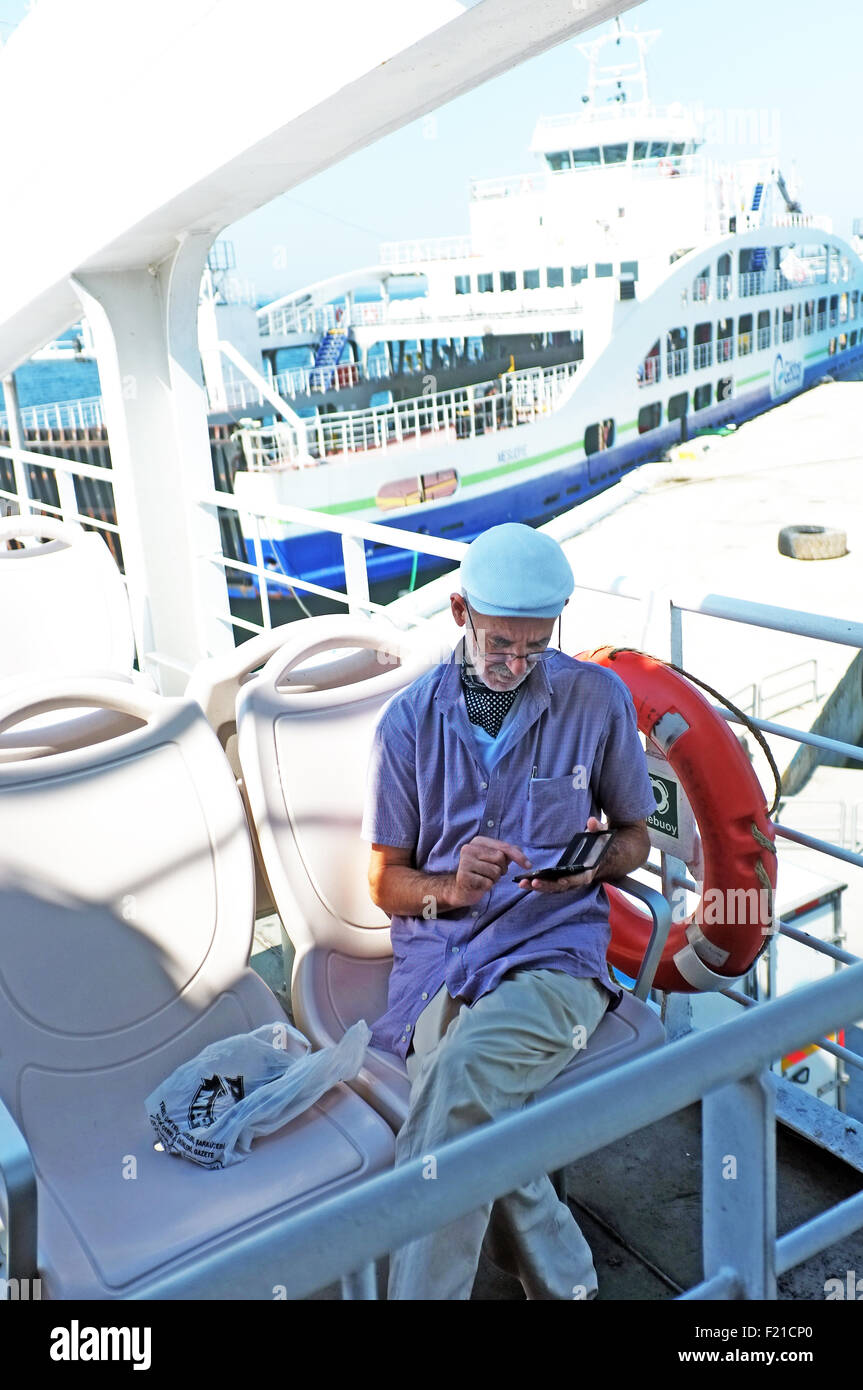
[258,301,345,339]
[692,342,712,370]
[379,234,474,263]
[637,357,660,386]
[692,276,710,302]
[757,326,771,350]
[0,394,106,432]
[106,963,863,1300]
[716,274,732,300]
[237,360,579,470]
[737,331,753,356]
[716,336,734,362]
[739,270,768,297]
[666,347,688,377]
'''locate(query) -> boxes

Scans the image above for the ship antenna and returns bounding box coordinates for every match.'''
[576,19,660,110]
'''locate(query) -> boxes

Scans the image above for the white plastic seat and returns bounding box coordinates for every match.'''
[187,615,415,917]
[0,515,135,679]
[237,618,669,1134]
[0,678,394,1299]
[0,515,144,762]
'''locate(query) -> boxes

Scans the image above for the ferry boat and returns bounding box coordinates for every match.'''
[229,20,863,591]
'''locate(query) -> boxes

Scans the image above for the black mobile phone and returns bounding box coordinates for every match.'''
[512,829,616,883]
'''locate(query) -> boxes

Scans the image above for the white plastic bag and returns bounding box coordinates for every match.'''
[146,1019,371,1169]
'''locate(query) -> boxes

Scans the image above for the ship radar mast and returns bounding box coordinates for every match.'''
[576,17,660,111]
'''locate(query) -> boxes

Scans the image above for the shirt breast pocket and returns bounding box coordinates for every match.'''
[524,775,590,851]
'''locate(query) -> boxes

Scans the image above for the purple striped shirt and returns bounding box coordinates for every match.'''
[361,643,656,1058]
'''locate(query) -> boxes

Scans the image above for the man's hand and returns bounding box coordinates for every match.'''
[450,835,533,908]
[514,815,650,894]
[368,837,531,917]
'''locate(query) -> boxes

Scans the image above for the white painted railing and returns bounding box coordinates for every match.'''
[0,394,106,432]
[258,301,345,339]
[379,235,473,263]
[238,360,579,469]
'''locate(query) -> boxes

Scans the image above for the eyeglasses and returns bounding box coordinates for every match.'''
[464,603,559,665]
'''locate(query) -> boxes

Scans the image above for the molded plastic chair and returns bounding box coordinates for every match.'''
[0,679,395,1300]
[0,515,135,679]
[0,515,143,762]
[236,618,670,1134]
[186,615,416,918]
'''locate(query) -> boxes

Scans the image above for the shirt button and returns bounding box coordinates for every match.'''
[421,992,429,1000]
[487,818,495,827]
[471,910,479,917]
[405,1024,411,1032]
[480,781,488,790]
[451,946,459,954]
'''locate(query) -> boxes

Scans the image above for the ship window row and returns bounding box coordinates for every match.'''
[639,296,860,383]
[457,262,639,295]
[546,139,698,171]
[637,379,735,432]
[687,248,855,304]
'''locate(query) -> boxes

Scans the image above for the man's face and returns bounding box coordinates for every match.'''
[451,594,556,692]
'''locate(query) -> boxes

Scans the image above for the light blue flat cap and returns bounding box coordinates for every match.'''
[460,523,574,617]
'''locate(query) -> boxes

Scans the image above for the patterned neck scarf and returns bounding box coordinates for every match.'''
[460,659,519,738]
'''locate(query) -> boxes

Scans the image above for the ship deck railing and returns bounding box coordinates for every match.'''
[2,434,863,1296]
[238,359,580,470]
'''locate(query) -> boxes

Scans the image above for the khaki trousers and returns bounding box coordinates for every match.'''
[387,968,609,1300]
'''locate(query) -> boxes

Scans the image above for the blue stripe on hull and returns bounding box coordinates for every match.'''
[230,346,863,596]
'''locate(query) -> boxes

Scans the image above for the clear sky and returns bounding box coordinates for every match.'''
[2,0,861,301]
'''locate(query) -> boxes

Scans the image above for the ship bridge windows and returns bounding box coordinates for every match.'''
[638,401,662,433]
[649,141,669,159]
[571,265,588,284]
[633,141,649,161]
[737,313,753,356]
[584,419,615,454]
[523,269,541,290]
[595,262,613,278]
[757,310,771,350]
[716,317,734,362]
[693,322,713,369]
[572,147,601,167]
[500,271,517,292]
[638,339,661,387]
[666,326,688,376]
[477,273,494,293]
[620,260,639,280]
[782,304,795,342]
[693,383,712,411]
[669,142,686,158]
[454,275,471,295]
[603,142,629,164]
[546,266,564,288]
[547,151,572,171]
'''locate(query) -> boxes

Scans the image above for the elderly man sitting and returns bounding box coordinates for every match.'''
[362,523,655,1300]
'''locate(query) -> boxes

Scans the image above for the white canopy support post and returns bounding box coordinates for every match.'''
[72,233,235,694]
[2,374,32,516]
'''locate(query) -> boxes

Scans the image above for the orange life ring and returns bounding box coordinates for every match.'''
[579,646,778,993]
